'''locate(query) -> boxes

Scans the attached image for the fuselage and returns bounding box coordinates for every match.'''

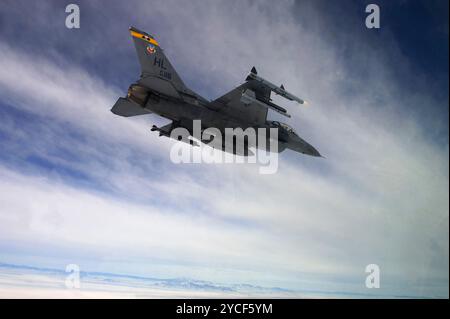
[134,83,320,157]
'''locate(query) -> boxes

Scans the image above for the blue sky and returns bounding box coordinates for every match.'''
[0,0,448,298]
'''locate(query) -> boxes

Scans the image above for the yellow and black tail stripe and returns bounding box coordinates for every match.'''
[130,29,159,47]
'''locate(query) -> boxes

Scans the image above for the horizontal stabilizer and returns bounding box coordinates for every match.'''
[111,97,151,117]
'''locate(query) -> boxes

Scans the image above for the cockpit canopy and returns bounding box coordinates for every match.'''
[271,121,297,135]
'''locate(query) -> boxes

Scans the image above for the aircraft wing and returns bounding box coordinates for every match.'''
[209,82,270,125]
[210,67,305,124]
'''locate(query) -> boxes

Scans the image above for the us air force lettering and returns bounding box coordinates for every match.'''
[111,26,321,158]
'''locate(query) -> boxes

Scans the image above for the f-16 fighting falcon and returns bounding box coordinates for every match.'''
[111,27,321,157]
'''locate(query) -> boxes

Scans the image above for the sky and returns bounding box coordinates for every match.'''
[0,0,448,298]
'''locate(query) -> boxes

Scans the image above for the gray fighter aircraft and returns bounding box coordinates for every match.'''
[111,27,321,157]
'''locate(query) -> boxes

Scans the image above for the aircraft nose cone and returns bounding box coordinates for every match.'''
[311,147,322,157]
[288,134,322,157]
[307,145,322,157]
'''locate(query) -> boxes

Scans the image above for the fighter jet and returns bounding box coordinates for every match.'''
[111,27,321,157]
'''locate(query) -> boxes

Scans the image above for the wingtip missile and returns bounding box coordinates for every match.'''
[245,69,307,105]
